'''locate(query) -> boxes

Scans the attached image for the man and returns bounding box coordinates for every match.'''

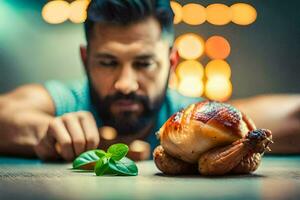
[0,0,299,161]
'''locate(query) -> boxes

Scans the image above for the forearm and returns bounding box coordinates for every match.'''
[0,107,53,157]
[230,94,300,154]
[0,84,56,157]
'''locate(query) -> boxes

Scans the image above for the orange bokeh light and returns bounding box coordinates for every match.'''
[69,0,90,23]
[206,4,232,26]
[99,126,117,140]
[231,3,257,25]
[205,77,232,102]
[176,60,204,81]
[175,33,205,60]
[170,1,183,24]
[205,59,231,79]
[205,36,231,59]
[182,3,206,25]
[42,0,70,24]
[178,77,204,97]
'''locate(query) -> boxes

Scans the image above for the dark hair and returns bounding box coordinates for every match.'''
[84,0,175,46]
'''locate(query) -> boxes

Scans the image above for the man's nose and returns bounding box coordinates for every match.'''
[114,65,139,94]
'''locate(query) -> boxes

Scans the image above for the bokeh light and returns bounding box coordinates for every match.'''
[205,77,232,101]
[205,35,231,59]
[206,4,232,25]
[99,126,117,140]
[182,3,206,25]
[128,140,151,161]
[69,0,90,23]
[231,3,257,25]
[170,1,182,24]
[176,60,204,81]
[178,77,204,97]
[205,59,231,79]
[42,0,70,24]
[175,33,205,60]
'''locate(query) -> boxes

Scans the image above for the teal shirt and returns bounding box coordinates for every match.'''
[44,78,203,152]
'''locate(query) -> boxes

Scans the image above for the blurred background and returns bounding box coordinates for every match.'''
[0,0,300,101]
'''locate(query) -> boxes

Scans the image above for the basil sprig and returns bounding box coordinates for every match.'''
[72,143,138,176]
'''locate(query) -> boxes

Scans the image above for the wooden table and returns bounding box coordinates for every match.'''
[0,156,299,200]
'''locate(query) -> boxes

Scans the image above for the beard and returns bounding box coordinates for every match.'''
[87,75,169,135]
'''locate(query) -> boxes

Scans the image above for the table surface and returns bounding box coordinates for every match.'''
[0,156,299,200]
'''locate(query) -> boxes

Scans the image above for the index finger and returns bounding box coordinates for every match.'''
[78,112,100,150]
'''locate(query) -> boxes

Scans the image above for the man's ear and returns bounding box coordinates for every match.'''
[169,47,179,71]
[80,45,88,70]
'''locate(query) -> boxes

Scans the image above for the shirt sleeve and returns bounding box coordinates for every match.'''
[43,80,79,116]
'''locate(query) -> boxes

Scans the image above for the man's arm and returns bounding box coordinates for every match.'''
[0,84,100,160]
[0,85,55,157]
[230,94,300,154]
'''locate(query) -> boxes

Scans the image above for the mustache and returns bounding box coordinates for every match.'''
[104,92,150,105]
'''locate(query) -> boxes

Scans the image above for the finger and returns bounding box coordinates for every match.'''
[78,112,100,150]
[62,114,86,156]
[48,118,74,161]
[34,135,60,161]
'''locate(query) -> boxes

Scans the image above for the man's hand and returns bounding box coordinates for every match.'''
[34,111,100,161]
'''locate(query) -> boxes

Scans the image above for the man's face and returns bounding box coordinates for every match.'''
[83,17,172,134]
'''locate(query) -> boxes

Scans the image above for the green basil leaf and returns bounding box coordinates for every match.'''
[72,150,106,170]
[95,157,109,176]
[105,152,112,159]
[95,150,107,158]
[108,157,138,176]
[107,143,129,161]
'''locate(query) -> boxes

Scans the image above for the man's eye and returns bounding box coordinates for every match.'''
[133,60,155,69]
[98,60,118,67]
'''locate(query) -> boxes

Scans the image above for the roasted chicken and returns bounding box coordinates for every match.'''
[153,101,273,176]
